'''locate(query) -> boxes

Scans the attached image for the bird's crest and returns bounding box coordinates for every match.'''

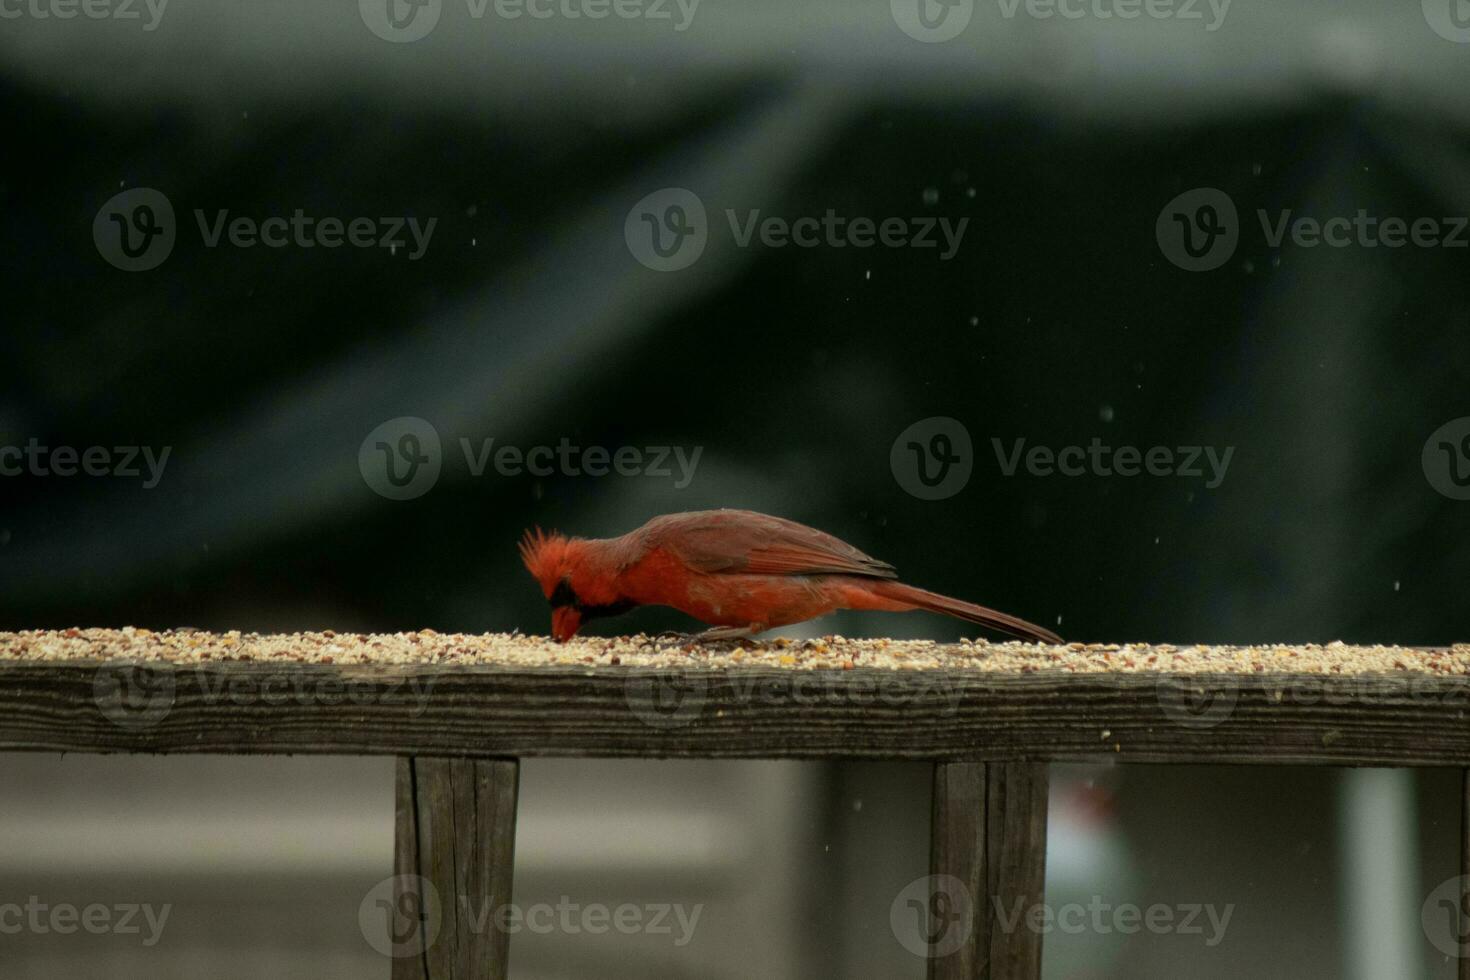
[519,527,575,595]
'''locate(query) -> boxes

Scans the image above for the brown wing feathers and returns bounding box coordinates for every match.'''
[655,510,898,579]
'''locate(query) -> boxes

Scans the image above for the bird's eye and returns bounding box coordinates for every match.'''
[549,579,577,609]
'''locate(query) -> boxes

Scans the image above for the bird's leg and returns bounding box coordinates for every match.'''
[651,624,766,647]
[691,623,765,643]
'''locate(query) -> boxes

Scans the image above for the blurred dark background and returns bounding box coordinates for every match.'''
[3,0,1470,976]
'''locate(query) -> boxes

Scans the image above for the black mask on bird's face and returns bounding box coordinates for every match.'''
[547,577,633,642]
[549,580,583,641]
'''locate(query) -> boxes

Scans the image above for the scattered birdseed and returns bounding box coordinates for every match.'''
[0,629,1463,675]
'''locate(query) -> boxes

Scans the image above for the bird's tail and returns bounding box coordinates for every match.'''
[866,581,1063,644]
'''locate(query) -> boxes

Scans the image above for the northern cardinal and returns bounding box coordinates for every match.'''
[520,509,1061,644]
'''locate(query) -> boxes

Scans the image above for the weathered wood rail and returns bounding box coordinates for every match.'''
[2,630,1467,978]
[6,661,1470,764]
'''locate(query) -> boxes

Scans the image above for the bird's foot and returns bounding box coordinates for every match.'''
[692,625,761,642]
[650,625,764,648]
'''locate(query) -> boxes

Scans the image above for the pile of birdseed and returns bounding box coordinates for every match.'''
[0,629,1465,674]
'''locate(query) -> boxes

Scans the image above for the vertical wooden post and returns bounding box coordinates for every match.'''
[929,762,986,980]
[393,757,520,980]
[1461,769,1470,980]
[928,762,1049,980]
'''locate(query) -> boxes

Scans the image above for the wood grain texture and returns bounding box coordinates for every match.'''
[1461,769,1470,980]
[394,757,519,980]
[929,763,1049,980]
[929,762,986,979]
[982,764,1048,979]
[5,660,1470,763]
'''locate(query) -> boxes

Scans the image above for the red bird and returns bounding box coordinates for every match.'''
[520,509,1061,644]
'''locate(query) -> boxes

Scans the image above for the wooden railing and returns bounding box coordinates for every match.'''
[2,630,1467,978]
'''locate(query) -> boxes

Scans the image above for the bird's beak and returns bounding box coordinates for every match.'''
[551,606,582,643]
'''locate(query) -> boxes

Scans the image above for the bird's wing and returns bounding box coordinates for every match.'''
[653,510,899,579]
